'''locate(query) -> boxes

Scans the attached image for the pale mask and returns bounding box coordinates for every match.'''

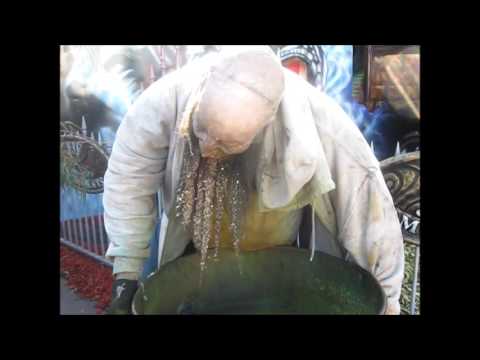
[193,48,285,159]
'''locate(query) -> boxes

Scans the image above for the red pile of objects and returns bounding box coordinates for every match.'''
[60,245,113,314]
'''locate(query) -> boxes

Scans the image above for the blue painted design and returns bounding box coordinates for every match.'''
[320,45,392,160]
[61,46,161,271]
[60,188,104,220]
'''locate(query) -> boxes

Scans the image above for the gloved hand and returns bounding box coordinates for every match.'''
[105,278,139,315]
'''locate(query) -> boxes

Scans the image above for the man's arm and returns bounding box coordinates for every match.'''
[310,92,405,314]
[334,169,405,315]
[103,75,177,278]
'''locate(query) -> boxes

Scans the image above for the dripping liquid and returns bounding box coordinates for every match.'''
[175,136,248,287]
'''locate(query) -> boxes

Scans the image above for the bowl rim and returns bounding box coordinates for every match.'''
[134,247,388,315]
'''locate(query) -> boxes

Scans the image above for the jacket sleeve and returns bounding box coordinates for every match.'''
[103,75,177,275]
[334,168,405,314]
[311,92,405,314]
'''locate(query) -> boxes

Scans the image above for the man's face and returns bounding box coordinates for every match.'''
[192,108,278,160]
[192,112,258,160]
[190,47,285,159]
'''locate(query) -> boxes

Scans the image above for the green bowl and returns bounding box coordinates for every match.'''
[133,247,386,315]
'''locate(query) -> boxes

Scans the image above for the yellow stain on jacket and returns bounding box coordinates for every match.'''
[210,192,302,251]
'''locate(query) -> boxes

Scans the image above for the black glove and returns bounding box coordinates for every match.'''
[105,279,138,315]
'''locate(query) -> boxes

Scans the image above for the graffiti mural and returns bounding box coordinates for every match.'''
[279,45,326,89]
[60,120,109,194]
[60,46,186,193]
[279,45,420,161]
[60,45,212,277]
[380,152,420,245]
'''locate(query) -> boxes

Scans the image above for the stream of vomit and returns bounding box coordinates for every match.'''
[175,141,246,287]
[228,166,246,276]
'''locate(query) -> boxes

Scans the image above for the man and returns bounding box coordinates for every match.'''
[104,45,404,315]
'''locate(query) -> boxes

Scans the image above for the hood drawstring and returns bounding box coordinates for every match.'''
[310,205,316,261]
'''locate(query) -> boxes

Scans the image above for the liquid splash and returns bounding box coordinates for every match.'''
[175,140,247,285]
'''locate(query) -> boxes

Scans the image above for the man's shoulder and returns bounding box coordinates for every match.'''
[302,85,379,172]
[280,70,377,171]
[282,69,352,134]
[305,88,360,142]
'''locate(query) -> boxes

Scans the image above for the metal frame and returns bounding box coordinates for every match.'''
[410,244,420,315]
[60,191,112,267]
[61,237,112,268]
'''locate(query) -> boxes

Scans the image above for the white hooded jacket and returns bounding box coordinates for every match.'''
[103,46,404,314]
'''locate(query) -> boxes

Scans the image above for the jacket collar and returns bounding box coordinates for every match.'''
[258,69,335,210]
